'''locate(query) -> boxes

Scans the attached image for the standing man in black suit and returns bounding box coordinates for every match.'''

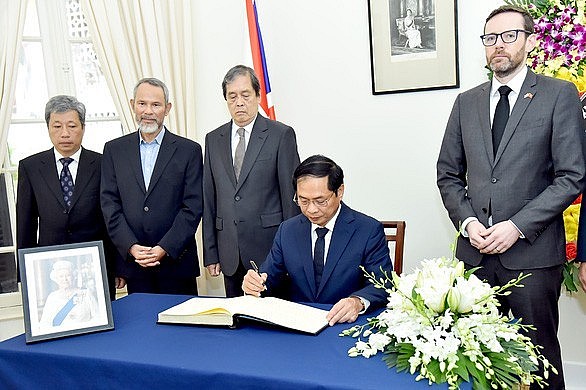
[437,6,585,388]
[203,65,300,297]
[101,78,203,295]
[17,95,118,299]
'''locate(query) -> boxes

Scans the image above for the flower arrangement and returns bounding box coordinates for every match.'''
[341,258,555,389]
[505,0,585,292]
[563,194,582,292]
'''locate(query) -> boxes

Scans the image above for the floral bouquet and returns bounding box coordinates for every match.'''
[562,194,582,292]
[341,258,556,389]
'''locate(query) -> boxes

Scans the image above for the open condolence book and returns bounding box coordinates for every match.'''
[157,296,330,335]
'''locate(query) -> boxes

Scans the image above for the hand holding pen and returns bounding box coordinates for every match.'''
[242,260,267,297]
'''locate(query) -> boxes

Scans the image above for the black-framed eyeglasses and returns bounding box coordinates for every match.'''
[293,191,336,208]
[480,29,532,46]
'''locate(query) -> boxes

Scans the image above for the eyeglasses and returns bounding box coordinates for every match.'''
[293,191,336,208]
[480,29,532,46]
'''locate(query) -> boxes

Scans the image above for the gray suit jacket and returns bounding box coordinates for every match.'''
[437,69,585,269]
[203,115,300,276]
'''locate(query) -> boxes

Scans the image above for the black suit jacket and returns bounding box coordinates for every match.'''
[100,129,203,281]
[16,147,117,297]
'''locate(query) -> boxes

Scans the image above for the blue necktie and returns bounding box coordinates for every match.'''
[59,157,75,209]
[492,85,512,156]
[314,227,329,290]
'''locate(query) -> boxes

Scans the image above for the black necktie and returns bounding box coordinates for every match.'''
[313,227,328,289]
[492,85,512,156]
[59,157,75,209]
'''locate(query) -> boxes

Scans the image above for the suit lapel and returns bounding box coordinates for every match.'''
[128,132,147,194]
[296,217,317,298]
[318,203,354,296]
[476,82,495,165]
[218,122,238,188]
[38,149,65,207]
[236,116,268,191]
[494,71,537,165]
[147,129,177,195]
[69,148,98,210]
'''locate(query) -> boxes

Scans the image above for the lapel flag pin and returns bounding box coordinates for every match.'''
[524,92,533,99]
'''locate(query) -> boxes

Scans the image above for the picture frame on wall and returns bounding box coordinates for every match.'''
[18,241,114,343]
[367,0,459,94]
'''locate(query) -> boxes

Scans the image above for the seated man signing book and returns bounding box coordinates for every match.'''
[242,155,393,326]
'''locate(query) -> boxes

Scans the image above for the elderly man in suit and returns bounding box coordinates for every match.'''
[436,6,585,389]
[101,78,203,295]
[203,65,300,297]
[17,95,118,299]
[243,155,392,326]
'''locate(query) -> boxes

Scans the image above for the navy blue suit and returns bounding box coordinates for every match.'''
[101,129,203,294]
[260,203,392,308]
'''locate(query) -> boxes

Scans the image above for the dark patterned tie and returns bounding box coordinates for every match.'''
[59,157,75,209]
[233,128,246,180]
[313,227,329,290]
[492,85,512,156]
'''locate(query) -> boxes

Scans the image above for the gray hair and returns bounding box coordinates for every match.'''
[45,95,86,127]
[222,65,261,99]
[133,77,170,104]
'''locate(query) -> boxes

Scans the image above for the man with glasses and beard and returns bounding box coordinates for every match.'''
[101,78,203,295]
[242,155,392,326]
[436,6,585,388]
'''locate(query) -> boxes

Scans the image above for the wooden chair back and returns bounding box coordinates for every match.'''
[380,221,406,275]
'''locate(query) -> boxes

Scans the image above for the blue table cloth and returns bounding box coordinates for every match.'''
[0,293,462,389]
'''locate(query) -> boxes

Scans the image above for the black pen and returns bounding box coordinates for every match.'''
[249,260,266,291]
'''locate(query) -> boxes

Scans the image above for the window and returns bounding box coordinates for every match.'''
[0,0,122,293]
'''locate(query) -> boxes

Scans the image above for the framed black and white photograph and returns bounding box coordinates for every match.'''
[367,0,459,94]
[18,241,114,343]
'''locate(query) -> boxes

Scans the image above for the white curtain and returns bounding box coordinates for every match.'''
[80,0,220,295]
[0,0,27,166]
[80,0,197,139]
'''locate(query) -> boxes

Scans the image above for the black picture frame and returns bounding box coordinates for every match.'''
[18,241,114,343]
[367,0,459,94]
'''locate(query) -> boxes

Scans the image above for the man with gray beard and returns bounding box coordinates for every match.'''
[101,78,203,294]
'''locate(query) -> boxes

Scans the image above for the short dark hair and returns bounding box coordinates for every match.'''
[222,65,261,99]
[133,77,170,104]
[44,95,86,127]
[293,155,344,193]
[485,5,535,33]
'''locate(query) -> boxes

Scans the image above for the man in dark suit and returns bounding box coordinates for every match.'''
[203,65,300,297]
[101,78,203,295]
[17,95,118,299]
[436,6,585,388]
[243,155,392,326]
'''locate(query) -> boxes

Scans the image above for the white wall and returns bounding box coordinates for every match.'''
[191,0,586,378]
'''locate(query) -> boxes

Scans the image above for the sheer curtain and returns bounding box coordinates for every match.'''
[80,0,197,139]
[0,0,27,165]
[80,1,220,295]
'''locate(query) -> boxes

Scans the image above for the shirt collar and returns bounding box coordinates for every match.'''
[491,65,528,97]
[54,147,82,163]
[139,127,166,145]
[231,115,257,137]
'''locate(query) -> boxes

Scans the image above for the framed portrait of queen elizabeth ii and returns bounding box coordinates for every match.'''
[367,0,459,94]
[18,241,114,343]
